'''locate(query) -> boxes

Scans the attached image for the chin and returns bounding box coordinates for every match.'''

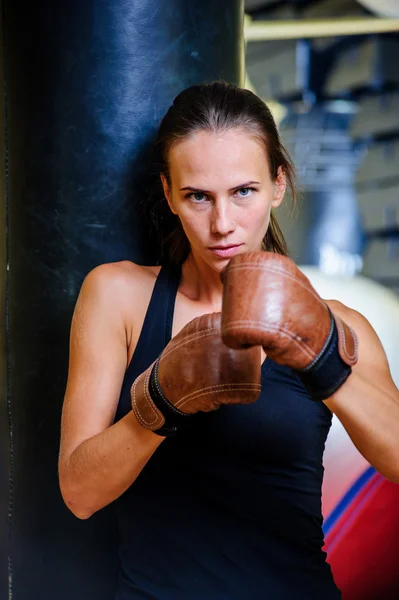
[210,253,243,272]
[202,255,229,272]
[213,261,229,272]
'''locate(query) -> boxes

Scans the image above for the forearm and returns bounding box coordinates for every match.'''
[59,411,164,519]
[325,371,399,483]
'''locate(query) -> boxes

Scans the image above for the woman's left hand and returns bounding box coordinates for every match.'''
[221,251,399,483]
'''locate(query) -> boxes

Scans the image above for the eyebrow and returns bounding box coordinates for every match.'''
[179,181,260,193]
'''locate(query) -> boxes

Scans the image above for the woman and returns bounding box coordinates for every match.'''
[59,82,399,599]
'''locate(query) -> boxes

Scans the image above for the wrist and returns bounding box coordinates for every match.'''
[296,313,354,401]
[148,359,193,436]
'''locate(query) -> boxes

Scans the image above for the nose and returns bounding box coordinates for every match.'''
[210,201,236,236]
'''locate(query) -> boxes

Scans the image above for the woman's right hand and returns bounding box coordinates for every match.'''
[131,313,262,437]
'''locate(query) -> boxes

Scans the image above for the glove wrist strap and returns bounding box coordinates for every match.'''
[149,359,192,437]
[297,314,352,401]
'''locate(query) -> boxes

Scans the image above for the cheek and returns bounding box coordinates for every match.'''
[243,200,272,231]
[178,209,207,241]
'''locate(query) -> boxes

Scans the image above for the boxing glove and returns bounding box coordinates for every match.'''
[221,252,358,401]
[131,312,261,436]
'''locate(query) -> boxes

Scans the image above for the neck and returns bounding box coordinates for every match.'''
[179,252,224,310]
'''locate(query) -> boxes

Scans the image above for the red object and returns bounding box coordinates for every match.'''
[325,475,399,600]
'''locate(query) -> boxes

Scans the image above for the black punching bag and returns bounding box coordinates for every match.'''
[0,1,244,598]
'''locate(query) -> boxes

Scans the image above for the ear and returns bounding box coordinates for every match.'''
[271,166,286,208]
[160,173,177,215]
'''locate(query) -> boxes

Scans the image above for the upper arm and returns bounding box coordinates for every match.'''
[327,299,399,399]
[59,262,134,465]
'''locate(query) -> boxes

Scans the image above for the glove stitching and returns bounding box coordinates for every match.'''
[131,363,164,428]
[334,315,358,364]
[143,363,164,427]
[161,327,220,360]
[152,359,189,417]
[228,263,325,307]
[177,381,262,402]
[223,320,316,361]
[176,384,262,410]
[131,377,149,428]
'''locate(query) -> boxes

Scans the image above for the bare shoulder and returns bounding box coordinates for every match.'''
[81,261,163,353]
[74,261,161,341]
[80,260,161,309]
[83,260,160,288]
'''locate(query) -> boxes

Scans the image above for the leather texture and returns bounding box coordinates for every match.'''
[131,313,262,430]
[221,252,358,370]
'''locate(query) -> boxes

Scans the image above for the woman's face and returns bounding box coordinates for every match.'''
[161,128,286,272]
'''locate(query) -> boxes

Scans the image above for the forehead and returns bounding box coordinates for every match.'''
[168,129,270,185]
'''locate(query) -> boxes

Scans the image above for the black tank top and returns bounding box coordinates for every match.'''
[114,264,341,599]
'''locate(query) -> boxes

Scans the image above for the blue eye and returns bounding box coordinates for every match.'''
[193,192,205,201]
[237,187,255,197]
[187,191,207,202]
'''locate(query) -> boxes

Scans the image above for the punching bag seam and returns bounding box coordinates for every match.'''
[1,2,13,598]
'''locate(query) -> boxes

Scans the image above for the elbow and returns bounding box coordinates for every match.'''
[61,488,95,520]
[384,469,399,485]
[376,456,399,485]
[68,503,94,520]
[59,475,95,520]
[68,506,94,520]
[385,446,399,483]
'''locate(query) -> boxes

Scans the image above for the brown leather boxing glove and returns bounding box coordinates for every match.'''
[221,252,358,401]
[131,312,261,436]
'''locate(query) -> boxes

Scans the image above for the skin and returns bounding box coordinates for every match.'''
[160,128,285,307]
[59,128,399,521]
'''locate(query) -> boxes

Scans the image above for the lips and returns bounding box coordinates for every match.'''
[209,244,243,258]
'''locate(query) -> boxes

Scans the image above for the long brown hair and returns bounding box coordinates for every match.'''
[146,81,296,265]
